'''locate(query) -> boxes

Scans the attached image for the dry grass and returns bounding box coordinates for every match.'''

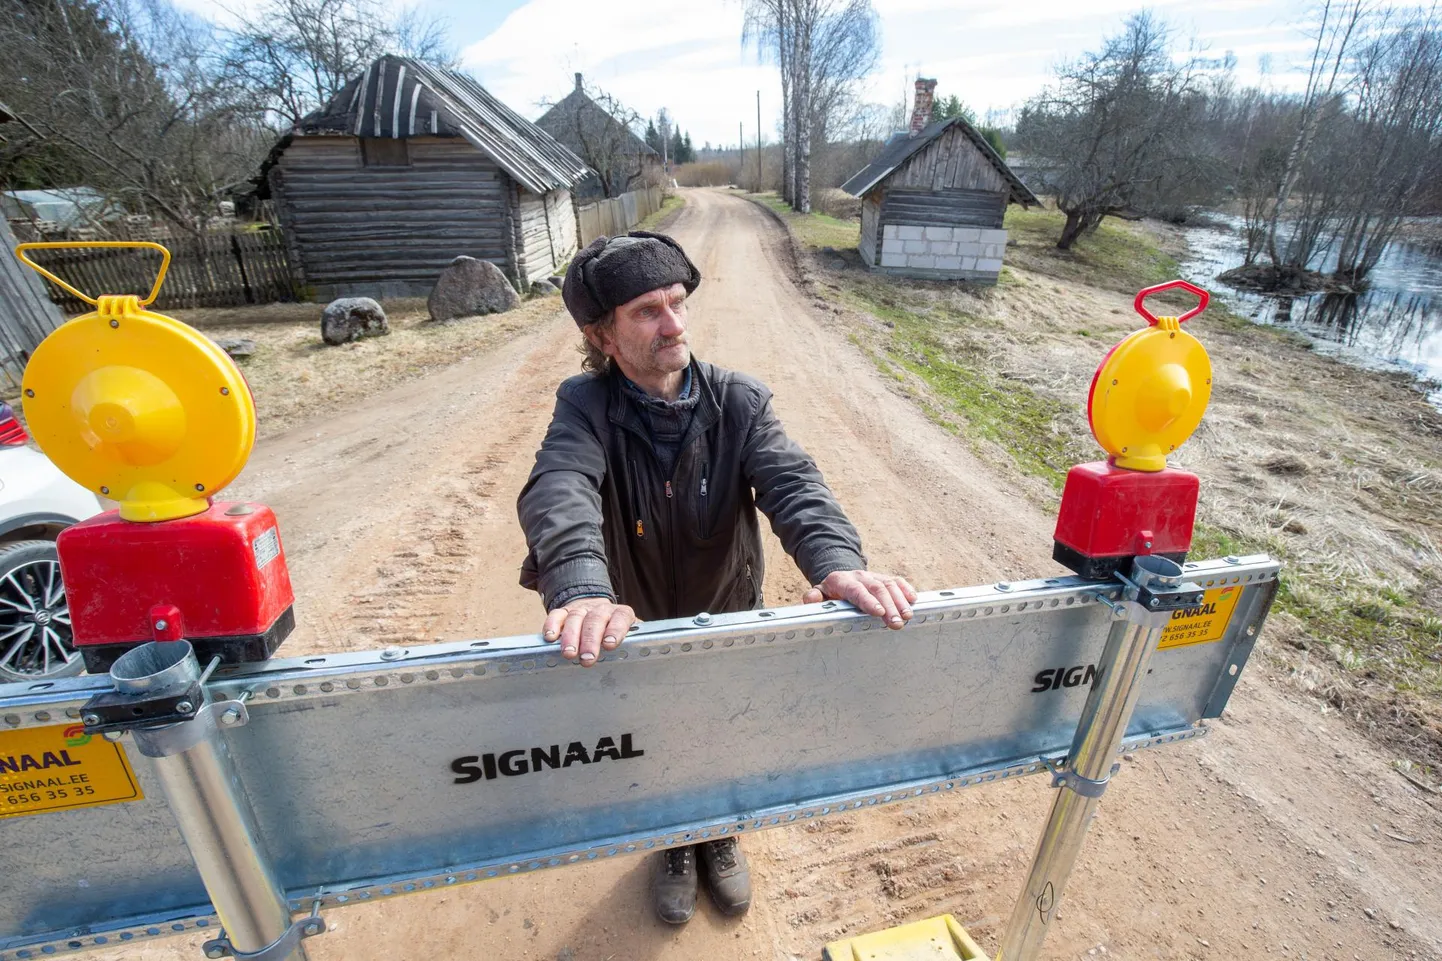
[169,297,558,439]
[673,162,737,187]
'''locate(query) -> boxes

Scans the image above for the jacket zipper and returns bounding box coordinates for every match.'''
[629,459,645,537]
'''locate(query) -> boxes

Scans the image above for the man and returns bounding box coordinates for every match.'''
[517,230,917,926]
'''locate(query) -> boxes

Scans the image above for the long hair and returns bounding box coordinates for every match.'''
[580,312,615,375]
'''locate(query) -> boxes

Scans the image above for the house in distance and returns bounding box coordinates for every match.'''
[535,74,660,200]
[841,79,1039,284]
[258,56,591,299]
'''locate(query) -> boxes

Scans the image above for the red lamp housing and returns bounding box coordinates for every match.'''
[1053,461,1199,579]
[59,502,295,673]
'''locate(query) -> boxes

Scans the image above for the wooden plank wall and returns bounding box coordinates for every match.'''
[881,187,1005,229]
[859,194,881,265]
[889,126,1008,194]
[271,136,510,288]
[516,188,577,283]
[0,219,63,392]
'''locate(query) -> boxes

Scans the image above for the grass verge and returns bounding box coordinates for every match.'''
[636,193,686,232]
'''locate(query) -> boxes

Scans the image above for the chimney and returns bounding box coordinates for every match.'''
[910,78,937,136]
[574,72,583,92]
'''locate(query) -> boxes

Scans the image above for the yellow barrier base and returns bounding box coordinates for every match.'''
[822,915,991,961]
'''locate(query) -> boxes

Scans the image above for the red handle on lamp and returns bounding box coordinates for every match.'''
[1133,280,1210,325]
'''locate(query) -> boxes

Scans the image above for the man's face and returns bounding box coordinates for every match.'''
[593,283,690,378]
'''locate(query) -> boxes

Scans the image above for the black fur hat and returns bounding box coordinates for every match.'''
[561,231,701,328]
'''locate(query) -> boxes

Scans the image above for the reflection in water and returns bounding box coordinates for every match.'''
[1182,217,1442,404]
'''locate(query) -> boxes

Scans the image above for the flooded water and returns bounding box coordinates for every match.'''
[1180,216,1442,404]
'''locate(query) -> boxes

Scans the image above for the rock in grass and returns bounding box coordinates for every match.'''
[428,256,520,322]
[321,297,389,346]
[211,336,256,358]
[530,279,560,296]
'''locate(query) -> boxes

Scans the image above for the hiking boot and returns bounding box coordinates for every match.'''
[652,845,698,924]
[699,836,751,916]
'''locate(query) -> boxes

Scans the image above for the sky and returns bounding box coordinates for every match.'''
[175,0,1328,149]
[453,0,1321,148]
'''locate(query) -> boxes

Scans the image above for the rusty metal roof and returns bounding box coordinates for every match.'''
[296,56,591,194]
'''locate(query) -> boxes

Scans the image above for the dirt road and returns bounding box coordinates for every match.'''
[92,189,1439,961]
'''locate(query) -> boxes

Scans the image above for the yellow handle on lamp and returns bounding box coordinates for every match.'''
[15,241,172,307]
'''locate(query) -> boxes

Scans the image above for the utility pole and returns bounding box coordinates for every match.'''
[739,121,745,176]
[756,90,762,188]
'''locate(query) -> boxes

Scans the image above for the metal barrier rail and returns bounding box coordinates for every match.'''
[0,555,1279,960]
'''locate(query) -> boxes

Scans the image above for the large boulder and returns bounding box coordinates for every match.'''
[428,256,521,321]
[321,297,389,346]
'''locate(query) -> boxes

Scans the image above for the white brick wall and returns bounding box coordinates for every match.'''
[879,225,1009,275]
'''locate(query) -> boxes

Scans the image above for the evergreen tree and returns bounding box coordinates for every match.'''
[668,127,683,165]
[644,118,663,155]
[930,92,1006,158]
[931,94,976,124]
[681,132,694,164]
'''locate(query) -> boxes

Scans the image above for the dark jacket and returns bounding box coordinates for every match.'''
[518,360,867,620]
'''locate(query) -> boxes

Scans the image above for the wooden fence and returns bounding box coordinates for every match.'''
[576,187,666,246]
[24,228,300,313]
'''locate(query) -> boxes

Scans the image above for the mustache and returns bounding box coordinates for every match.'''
[652,334,689,351]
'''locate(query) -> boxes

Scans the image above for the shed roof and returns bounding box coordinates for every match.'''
[535,83,658,160]
[291,55,591,194]
[841,117,1039,206]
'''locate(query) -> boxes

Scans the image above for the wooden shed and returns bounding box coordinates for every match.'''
[841,79,1039,284]
[259,56,592,300]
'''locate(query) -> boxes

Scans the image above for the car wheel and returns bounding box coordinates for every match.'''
[0,540,84,682]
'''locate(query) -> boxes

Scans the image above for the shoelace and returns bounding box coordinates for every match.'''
[709,839,738,871]
[664,847,693,876]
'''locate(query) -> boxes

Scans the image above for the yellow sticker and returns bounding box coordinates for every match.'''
[1159,586,1243,650]
[0,723,143,819]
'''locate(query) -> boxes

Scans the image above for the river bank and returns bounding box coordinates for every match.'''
[1182,214,1442,405]
[746,191,1442,778]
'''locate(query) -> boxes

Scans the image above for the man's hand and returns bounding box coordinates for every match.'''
[803,570,918,629]
[542,598,636,666]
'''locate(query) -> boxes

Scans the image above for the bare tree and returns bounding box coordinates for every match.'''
[223,0,455,128]
[1013,13,1212,249]
[744,0,878,212]
[0,0,270,236]
[1330,11,1442,283]
[537,77,652,199]
[1262,0,1366,267]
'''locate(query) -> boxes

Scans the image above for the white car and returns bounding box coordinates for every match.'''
[0,401,103,681]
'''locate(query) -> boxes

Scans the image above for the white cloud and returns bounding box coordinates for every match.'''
[168,0,1332,147]
[462,0,779,146]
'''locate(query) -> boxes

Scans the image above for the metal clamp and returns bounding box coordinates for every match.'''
[202,900,325,960]
[1112,570,1204,613]
[82,656,223,737]
[1042,756,1121,799]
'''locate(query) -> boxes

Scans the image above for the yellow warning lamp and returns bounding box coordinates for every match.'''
[1087,280,1213,471]
[15,242,256,522]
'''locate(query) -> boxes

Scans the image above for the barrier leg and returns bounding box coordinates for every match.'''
[106,642,307,961]
[995,556,1186,961]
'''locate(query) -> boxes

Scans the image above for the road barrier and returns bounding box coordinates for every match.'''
[0,251,1270,961]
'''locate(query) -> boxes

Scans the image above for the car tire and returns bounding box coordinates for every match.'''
[0,539,84,682]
